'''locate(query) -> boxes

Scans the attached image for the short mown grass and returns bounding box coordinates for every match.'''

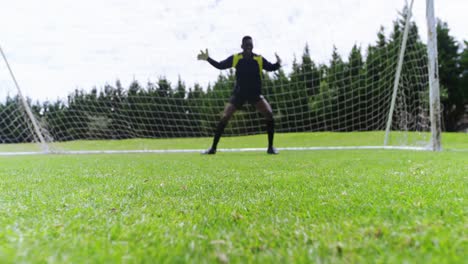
[0,132,466,263]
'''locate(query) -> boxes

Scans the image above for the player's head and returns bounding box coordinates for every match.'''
[241,36,253,54]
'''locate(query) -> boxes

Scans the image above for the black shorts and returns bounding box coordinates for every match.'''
[229,94,264,108]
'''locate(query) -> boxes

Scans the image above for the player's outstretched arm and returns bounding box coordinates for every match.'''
[198,49,233,70]
[263,53,282,71]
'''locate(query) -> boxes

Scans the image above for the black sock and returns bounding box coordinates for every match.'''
[211,121,227,150]
[266,119,274,148]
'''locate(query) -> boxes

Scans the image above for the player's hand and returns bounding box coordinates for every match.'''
[197,49,209,61]
[275,53,282,66]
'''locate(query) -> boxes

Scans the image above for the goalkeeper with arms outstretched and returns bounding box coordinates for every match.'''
[197,35,281,154]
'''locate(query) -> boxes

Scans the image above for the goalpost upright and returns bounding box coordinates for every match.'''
[0,44,49,152]
[426,0,442,151]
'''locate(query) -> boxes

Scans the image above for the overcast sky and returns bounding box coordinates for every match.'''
[0,0,467,102]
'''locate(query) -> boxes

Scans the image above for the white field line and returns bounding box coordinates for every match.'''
[0,145,433,156]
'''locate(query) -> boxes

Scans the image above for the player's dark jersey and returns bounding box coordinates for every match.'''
[207,53,280,97]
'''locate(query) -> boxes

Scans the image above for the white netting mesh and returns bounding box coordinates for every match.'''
[0,55,38,147]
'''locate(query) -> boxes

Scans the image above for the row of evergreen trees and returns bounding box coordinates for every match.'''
[1,16,466,143]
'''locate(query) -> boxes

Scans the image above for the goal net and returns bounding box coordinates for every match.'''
[0,0,441,154]
[0,47,49,154]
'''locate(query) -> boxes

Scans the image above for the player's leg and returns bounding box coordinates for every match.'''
[254,96,278,154]
[203,102,237,154]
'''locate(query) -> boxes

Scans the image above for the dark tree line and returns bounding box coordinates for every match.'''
[1,14,466,144]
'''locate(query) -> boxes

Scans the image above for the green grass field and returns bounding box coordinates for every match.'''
[0,133,466,263]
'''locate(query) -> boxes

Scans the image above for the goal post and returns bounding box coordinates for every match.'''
[0,0,443,154]
[0,44,49,153]
[385,0,441,151]
[426,0,442,151]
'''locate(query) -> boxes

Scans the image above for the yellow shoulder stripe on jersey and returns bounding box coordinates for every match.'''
[254,55,263,75]
[232,54,243,68]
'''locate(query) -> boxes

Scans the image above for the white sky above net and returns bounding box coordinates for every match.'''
[0,0,466,102]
